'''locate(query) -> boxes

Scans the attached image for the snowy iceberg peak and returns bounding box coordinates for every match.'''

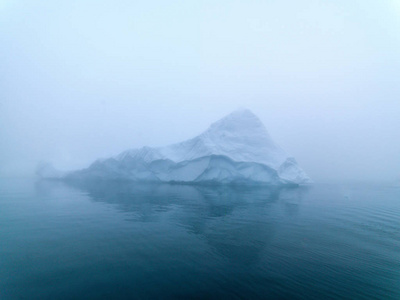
[188,108,288,169]
[41,108,312,185]
[211,108,269,134]
[207,108,267,136]
[203,109,275,148]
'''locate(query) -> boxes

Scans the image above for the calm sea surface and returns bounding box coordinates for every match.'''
[0,179,399,299]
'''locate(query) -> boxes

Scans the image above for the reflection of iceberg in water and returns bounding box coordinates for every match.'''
[279,187,308,216]
[35,180,307,264]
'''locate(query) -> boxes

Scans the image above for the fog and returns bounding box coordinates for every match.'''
[1,0,399,182]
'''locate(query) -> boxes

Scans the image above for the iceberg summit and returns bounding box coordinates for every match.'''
[38,109,311,185]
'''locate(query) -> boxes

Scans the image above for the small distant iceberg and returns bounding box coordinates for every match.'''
[37,109,312,185]
[36,162,66,179]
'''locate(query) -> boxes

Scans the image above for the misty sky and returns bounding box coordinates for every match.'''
[1,0,399,182]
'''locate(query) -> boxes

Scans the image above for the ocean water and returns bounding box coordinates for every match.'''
[0,179,399,299]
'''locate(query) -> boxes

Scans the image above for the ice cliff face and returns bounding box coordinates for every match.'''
[48,109,311,185]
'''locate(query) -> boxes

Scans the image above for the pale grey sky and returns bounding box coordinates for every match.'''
[1,0,399,182]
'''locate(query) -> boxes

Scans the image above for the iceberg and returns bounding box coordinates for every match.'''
[39,109,311,185]
[36,161,66,179]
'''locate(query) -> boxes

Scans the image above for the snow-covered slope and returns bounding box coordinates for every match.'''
[42,109,311,185]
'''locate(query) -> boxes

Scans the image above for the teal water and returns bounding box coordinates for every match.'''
[0,179,399,299]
